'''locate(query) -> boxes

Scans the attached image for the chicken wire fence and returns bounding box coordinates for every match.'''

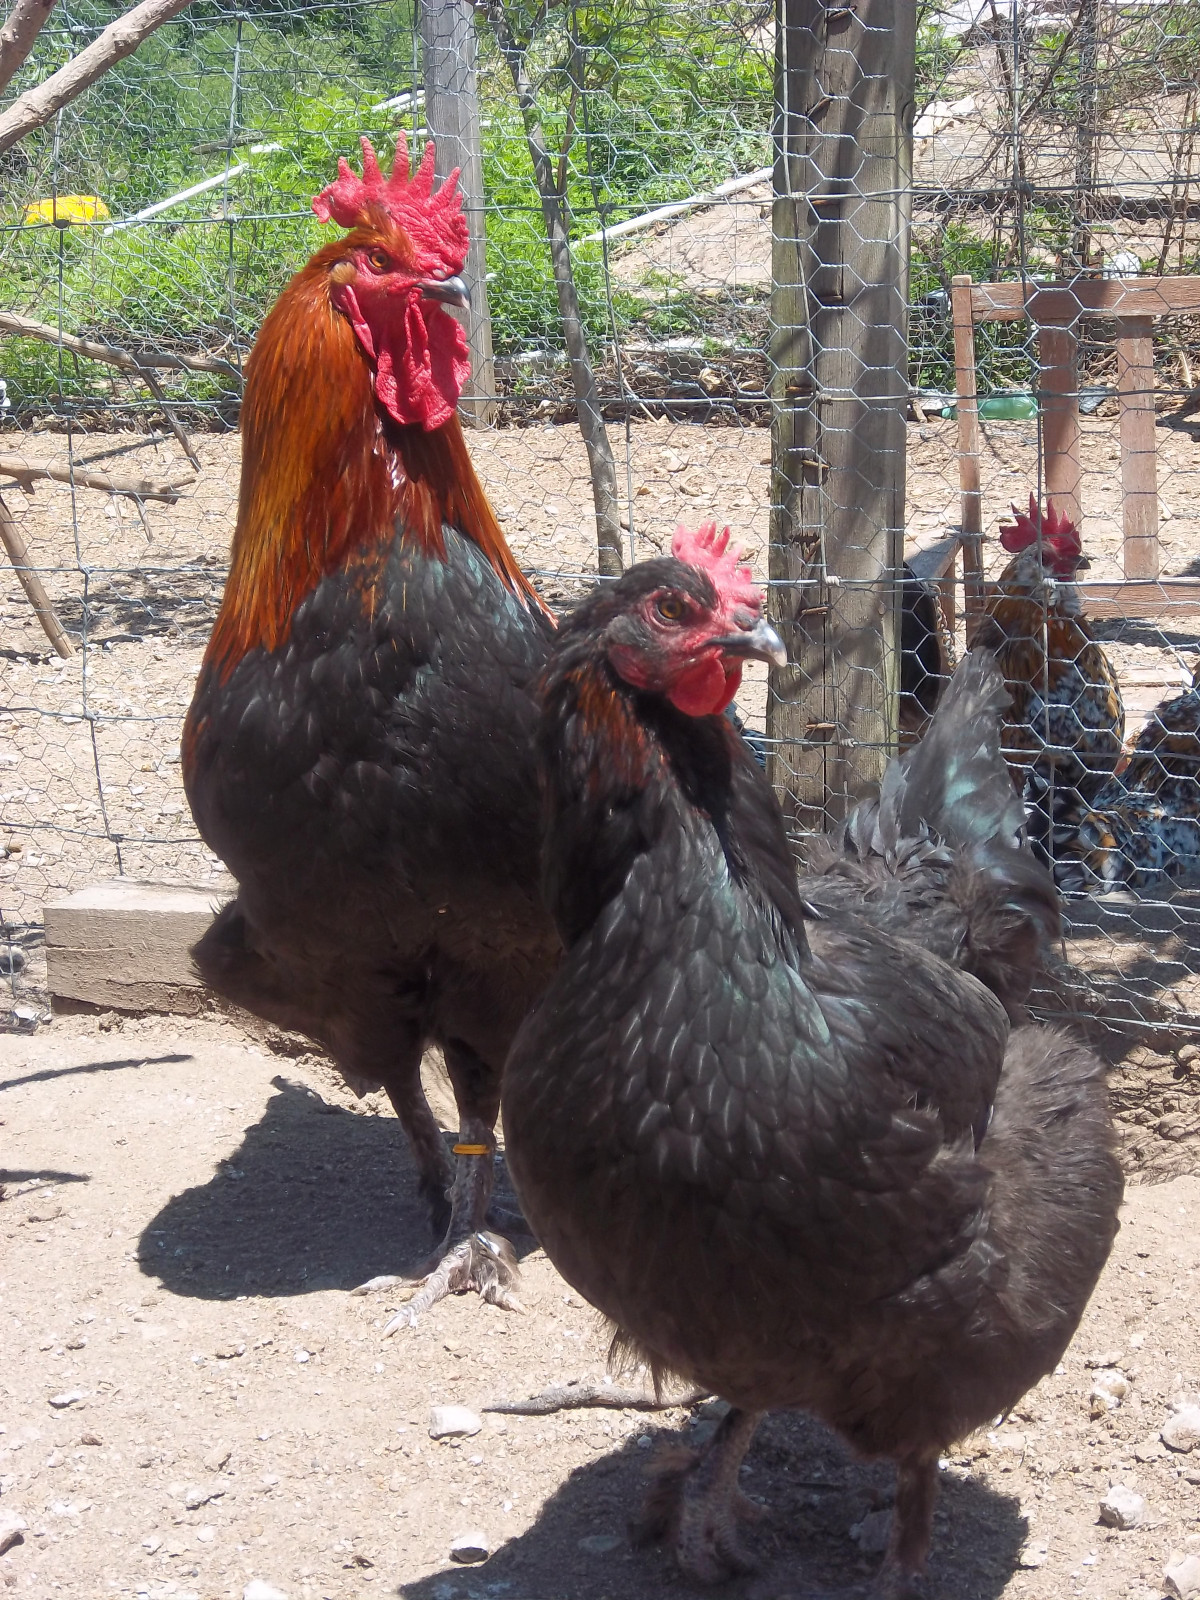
[0,0,1197,1059]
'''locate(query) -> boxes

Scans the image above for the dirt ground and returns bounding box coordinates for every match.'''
[0,1011,1199,1600]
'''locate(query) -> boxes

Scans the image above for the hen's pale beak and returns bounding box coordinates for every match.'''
[420,274,471,310]
[712,617,788,668]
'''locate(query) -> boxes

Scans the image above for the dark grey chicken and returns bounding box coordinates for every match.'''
[502,527,1121,1597]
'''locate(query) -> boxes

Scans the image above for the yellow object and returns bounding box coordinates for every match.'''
[23,194,110,227]
[452,1143,490,1157]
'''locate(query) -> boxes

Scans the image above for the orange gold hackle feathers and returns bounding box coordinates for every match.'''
[199,142,548,680]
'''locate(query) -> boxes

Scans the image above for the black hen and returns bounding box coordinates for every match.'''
[503,531,1121,1596]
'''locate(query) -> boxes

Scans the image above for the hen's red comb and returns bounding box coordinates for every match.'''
[312,135,468,267]
[999,492,1081,559]
[672,521,761,611]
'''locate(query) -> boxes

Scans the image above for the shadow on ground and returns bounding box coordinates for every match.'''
[139,1074,536,1299]
[394,1409,1025,1600]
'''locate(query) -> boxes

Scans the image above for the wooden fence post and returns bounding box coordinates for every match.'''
[420,0,497,425]
[767,0,915,842]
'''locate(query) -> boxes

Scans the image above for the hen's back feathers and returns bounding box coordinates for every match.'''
[803,650,1060,1017]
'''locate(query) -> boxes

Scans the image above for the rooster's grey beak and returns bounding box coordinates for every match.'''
[712,617,788,668]
[421,274,471,310]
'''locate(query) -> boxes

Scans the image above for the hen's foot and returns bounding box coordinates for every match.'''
[632,1407,764,1584]
[778,1459,933,1600]
[383,1231,522,1333]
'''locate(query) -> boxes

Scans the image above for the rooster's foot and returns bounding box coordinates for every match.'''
[633,1406,764,1583]
[383,1231,522,1332]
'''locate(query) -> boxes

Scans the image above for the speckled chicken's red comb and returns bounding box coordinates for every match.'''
[312,135,468,273]
[672,521,761,611]
[999,493,1081,559]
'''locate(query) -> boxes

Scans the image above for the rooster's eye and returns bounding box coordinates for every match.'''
[655,595,686,622]
[367,248,391,272]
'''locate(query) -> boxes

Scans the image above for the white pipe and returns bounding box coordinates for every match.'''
[103,143,282,233]
[372,89,425,114]
[581,167,772,247]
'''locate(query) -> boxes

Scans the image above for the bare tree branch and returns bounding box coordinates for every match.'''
[475,0,624,577]
[0,311,242,382]
[0,0,57,98]
[0,0,195,158]
[0,453,194,502]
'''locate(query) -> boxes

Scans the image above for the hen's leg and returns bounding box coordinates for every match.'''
[867,1456,937,1600]
[634,1406,765,1583]
[387,1040,522,1328]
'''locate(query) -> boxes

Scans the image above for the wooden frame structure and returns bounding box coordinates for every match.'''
[925,273,1200,634]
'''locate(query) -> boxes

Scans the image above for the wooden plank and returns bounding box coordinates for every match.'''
[45,877,234,1015]
[420,0,497,426]
[971,275,1200,323]
[950,274,983,636]
[1115,315,1159,579]
[766,0,913,839]
[905,534,959,583]
[1077,579,1200,618]
[1038,323,1082,529]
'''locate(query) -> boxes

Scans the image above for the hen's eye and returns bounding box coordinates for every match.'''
[655,594,686,622]
[367,248,391,272]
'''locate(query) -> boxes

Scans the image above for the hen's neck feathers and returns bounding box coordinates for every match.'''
[538,627,807,954]
[205,241,546,674]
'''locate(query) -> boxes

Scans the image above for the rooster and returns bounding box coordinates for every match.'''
[182,137,558,1321]
[503,525,1120,1596]
[977,494,1124,877]
[1069,659,1200,891]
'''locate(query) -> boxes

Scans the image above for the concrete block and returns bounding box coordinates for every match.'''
[45,876,232,1015]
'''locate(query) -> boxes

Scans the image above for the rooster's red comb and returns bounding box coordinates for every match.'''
[999,493,1082,561]
[312,136,468,273]
[672,521,761,612]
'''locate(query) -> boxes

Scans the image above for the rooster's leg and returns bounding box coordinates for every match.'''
[385,1042,522,1329]
[634,1405,765,1583]
[867,1456,937,1600]
[379,1051,455,1243]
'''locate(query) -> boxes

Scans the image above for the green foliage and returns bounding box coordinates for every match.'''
[0,0,770,404]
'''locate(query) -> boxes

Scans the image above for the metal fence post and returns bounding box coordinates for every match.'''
[766,0,915,842]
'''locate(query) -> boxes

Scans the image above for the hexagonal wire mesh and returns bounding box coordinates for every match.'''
[0,0,1196,1060]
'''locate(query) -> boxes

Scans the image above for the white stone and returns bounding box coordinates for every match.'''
[243,1583,289,1600]
[851,1510,891,1556]
[1018,1538,1048,1569]
[449,1529,489,1564]
[1099,1485,1145,1529]
[183,1484,222,1510]
[1090,1369,1129,1415]
[47,1390,87,1409]
[0,1510,27,1555]
[429,1406,482,1440]
[1164,1406,1200,1453]
[1165,1554,1200,1599]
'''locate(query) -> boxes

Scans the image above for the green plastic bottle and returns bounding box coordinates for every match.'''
[978,392,1039,420]
[939,392,1039,422]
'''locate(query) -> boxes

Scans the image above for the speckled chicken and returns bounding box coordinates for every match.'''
[1069,659,1200,891]
[898,562,955,743]
[182,138,558,1322]
[978,495,1124,875]
[503,525,1121,1597]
